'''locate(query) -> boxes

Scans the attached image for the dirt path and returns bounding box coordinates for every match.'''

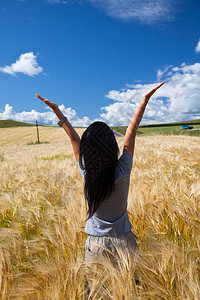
[112,130,124,137]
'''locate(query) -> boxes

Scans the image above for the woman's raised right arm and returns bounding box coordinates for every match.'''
[123,81,165,157]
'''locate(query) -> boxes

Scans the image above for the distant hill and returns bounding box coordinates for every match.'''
[111,119,200,137]
[0,120,84,129]
[0,120,35,128]
[139,119,200,128]
[1,119,200,137]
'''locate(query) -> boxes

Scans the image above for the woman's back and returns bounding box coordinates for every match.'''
[78,151,133,236]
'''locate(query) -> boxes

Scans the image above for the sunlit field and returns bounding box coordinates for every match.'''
[0,126,86,146]
[0,127,199,299]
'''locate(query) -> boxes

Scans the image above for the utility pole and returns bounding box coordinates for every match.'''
[36,120,40,143]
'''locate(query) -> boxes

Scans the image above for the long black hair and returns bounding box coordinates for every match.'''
[79,121,119,219]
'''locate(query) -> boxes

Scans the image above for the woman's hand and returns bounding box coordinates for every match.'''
[123,80,166,157]
[144,81,166,101]
[35,94,58,111]
[35,92,81,162]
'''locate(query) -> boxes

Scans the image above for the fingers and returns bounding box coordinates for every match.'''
[155,81,166,90]
[144,80,166,100]
[149,81,166,94]
[35,93,45,101]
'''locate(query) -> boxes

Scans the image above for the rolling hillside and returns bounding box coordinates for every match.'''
[112,119,200,136]
[0,120,36,128]
[0,119,200,145]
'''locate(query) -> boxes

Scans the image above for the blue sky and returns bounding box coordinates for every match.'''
[0,0,200,126]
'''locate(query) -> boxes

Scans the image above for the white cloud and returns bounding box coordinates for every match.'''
[195,40,200,53]
[101,61,200,125]
[0,104,93,127]
[157,65,173,81]
[1,59,200,127]
[86,0,177,24]
[0,52,43,76]
[44,0,177,24]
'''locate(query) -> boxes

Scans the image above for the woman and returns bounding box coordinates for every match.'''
[35,80,165,273]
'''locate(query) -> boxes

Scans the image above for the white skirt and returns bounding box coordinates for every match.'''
[84,230,139,265]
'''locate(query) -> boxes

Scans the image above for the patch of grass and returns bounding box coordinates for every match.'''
[170,128,200,137]
[137,120,200,136]
[39,154,71,161]
[27,141,50,145]
[0,209,15,228]
[112,124,200,136]
[111,126,127,135]
[0,120,35,128]
[19,221,41,240]
[0,153,4,162]
[137,125,181,135]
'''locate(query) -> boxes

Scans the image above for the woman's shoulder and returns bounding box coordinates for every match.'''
[116,151,133,177]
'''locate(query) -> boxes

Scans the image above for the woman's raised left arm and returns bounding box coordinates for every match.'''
[35,94,80,162]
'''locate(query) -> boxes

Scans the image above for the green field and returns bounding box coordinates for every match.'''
[0,120,84,129]
[1,119,200,137]
[111,119,200,137]
[0,120,35,128]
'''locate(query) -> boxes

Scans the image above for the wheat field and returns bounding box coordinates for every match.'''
[0,127,199,299]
